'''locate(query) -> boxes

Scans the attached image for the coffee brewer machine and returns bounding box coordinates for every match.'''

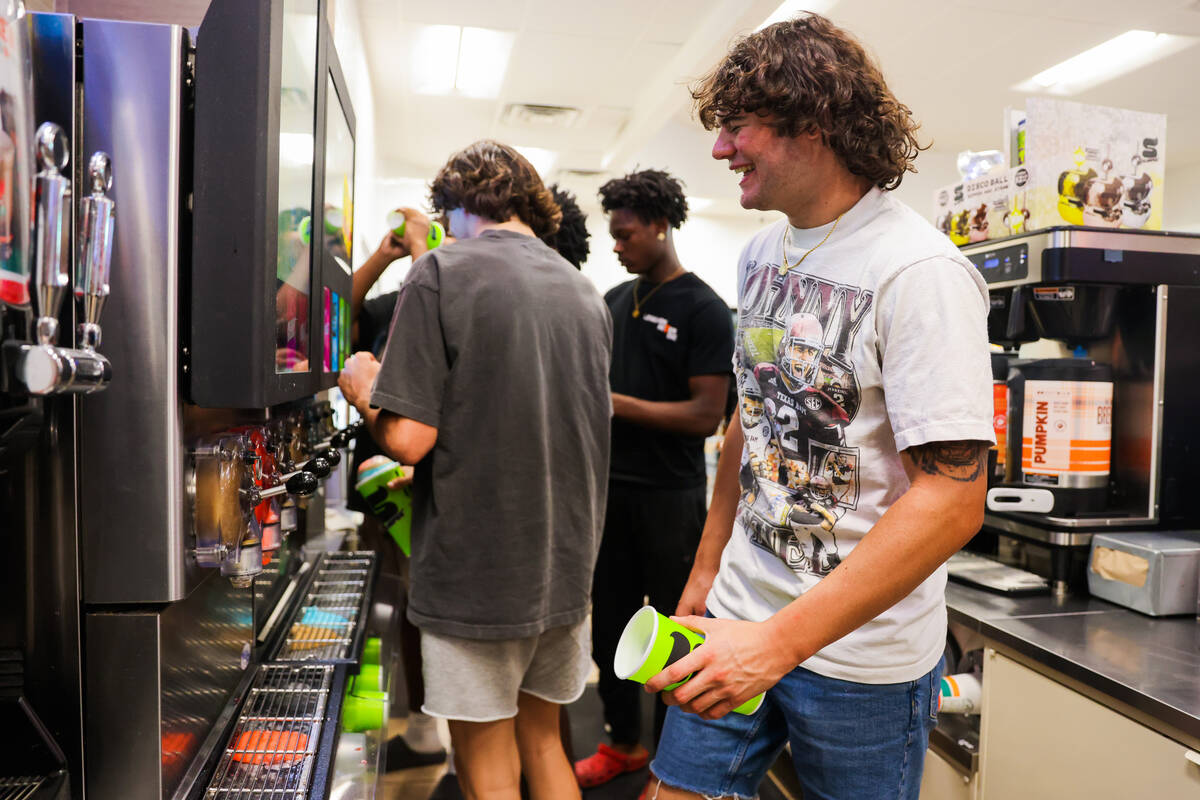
[962,226,1200,593]
[1,3,384,800]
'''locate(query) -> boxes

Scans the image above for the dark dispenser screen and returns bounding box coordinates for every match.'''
[274,0,319,375]
[190,0,354,407]
[320,73,354,374]
[968,243,1028,284]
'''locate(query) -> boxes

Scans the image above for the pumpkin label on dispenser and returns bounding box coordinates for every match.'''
[1021,379,1112,477]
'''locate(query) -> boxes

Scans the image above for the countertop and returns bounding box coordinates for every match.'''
[945,581,1200,742]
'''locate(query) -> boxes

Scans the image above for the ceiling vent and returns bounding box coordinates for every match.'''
[501,103,581,128]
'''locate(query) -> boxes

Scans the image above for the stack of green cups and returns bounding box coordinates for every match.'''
[614,606,764,716]
[361,637,382,665]
[343,669,389,733]
[357,663,385,693]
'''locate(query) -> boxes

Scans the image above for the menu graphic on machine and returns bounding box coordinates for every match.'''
[946,550,1049,595]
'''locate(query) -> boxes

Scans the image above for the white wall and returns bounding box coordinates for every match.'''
[580,208,776,307]
[1164,161,1200,233]
[330,0,382,273]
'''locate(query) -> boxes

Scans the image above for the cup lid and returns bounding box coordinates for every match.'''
[354,461,401,489]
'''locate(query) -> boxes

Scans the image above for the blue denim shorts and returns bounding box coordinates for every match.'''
[649,655,944,800]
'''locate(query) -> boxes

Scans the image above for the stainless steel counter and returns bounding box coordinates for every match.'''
[946,582,1200,742]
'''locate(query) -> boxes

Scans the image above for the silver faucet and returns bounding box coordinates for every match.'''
[17,123,114,395]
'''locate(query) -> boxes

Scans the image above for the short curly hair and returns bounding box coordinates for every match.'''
[598,169,688,229]
[542,185,590,268]
[691,14,925,190]
[429,140,561,238]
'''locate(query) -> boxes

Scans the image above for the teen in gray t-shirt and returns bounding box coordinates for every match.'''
[369,229,612,639]
[338,140,611,799]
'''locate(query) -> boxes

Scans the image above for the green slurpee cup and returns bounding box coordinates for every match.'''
[361,637,382,665]
[355,458,412,556]
[387,210,445,251]
[357,663,385,692]
[613,606,764,716]
[342,684,387,733]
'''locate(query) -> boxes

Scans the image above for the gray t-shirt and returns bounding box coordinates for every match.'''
[370,229,612,639]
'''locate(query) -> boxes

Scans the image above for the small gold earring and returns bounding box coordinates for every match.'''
[657,232,666,241]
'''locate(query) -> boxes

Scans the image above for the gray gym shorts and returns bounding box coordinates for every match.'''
[419,617,591,722]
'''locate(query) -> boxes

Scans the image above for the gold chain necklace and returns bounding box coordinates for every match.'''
[632,269,685,318]
[779,214,843,276]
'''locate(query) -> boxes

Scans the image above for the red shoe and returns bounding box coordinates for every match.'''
[573,743,650,788]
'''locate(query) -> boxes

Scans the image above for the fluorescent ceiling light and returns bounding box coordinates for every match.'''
[688,196,714,212]
[514,146,558,178]
[457,27,516,98]
[279,132,313,166]
[1013,30,1198,95]
[411,25,460,95]
[410,24,514,99]
[757,1,839,31]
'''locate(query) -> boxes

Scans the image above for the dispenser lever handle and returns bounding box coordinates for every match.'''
[256,471,318,501]
[32,122,70,346]
[75,152,114,351]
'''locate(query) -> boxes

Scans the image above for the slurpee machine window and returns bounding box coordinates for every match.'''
[322,73,354,373]
[274,0,319,375]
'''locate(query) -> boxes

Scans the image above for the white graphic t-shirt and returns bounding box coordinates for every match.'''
[708,187,995,684]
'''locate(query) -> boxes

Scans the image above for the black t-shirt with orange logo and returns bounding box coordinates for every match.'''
[605,272,734,489]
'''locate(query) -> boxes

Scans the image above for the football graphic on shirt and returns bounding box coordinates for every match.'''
[734,263,873,578]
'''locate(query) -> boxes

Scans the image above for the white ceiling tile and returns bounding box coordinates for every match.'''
[389,0,528,29]
[524,0,650,38]
[359,0,1200,205]
[643,0,725,44]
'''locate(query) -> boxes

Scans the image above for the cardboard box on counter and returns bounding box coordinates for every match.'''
[933,98,1165,241]
[933,167,1031,244]
[1024,97,1164,231]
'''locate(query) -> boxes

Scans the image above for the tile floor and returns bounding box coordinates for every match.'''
[376,675,658,800]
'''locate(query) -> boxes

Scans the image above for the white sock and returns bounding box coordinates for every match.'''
[403,712,443,753]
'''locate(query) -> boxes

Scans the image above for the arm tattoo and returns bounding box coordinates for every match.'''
[907,441,987,482]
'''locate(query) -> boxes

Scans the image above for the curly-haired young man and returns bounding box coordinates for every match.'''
[339,140,612,800]
[573,169,734,790]
[639,16,994,800]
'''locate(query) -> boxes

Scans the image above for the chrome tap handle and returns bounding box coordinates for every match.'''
[75,152,114,351]
[18,343,112,395]
[254,471,319,502]
[32,122,70,345]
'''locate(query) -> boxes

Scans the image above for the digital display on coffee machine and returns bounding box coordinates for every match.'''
[968,243,1029,284]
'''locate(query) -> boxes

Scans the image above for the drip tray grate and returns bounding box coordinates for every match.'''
[0,777,47,800]
[205,665,334,800]
[274,552,375,663]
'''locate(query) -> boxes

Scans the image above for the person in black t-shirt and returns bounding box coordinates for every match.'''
[574,169,734,791]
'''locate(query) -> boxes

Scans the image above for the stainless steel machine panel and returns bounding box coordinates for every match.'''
[962,227,1200,289]
[78,19,194,604]
[17,11,87,786]
[85,573,253,800]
